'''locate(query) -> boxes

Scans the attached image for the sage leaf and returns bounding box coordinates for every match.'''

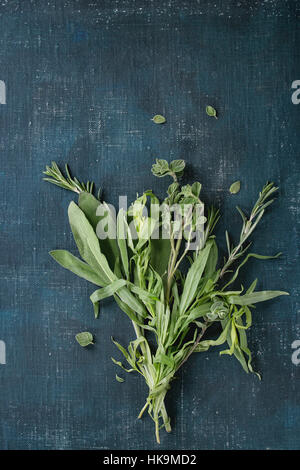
[50,250,103,286]
[229,181,241,194]
[206,105,217,118]
[151,114,166,124]
[150,238,171,277]
[75,332,94,347]
[68,201,116,285]
[179,240,213,315]
[78,192,119,269]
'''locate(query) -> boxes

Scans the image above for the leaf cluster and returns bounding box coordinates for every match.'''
[43,160,288,443]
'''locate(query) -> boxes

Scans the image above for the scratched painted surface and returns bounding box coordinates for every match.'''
[0,0,299,450]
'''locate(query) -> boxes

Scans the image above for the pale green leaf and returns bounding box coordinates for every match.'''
[117,209,129,279]
[75,332,94,347]
[90,279,127,318]
[50,250,103,286]
[179,240,213,315]
[151,114,166,124]
[206,105,217,118]
[228,290,289,305]
[78,192,119,269]
[68,201,116,285]
[229,181,241,194]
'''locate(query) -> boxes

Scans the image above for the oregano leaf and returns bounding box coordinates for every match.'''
[151,114,166,124]
[116,374,125,383]
[229,181,241,194]
[75,332,94,347]
[206,105,217,119]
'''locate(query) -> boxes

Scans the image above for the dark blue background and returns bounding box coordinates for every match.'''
[0,0,299,450]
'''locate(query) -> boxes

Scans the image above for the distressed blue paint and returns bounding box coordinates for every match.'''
[0,0,299,450]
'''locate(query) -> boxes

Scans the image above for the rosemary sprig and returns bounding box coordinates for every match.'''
[43,161,95,194]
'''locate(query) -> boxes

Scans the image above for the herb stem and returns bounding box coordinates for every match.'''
[176,324,208,371]
[155,420,160,444]
[138,401,149,419]
[161,402,171,432]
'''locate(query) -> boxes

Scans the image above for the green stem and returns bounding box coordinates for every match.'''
[131,321,154,389]
[138,401,149,419]
[155,419,160,444]
[166,234,182,303]
[161,401,171,432]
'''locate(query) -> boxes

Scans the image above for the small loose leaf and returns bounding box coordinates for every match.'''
[151,114,166,124]
[75,332,94,347]
[229,181,241,194]
[206,105,217,119]
[116,374,124,383]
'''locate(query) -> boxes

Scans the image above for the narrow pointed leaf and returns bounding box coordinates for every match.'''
[179,240,213,315]
[228,290,289,305]
[117,209,129,279]
[78,192,119,269]
[50,250,103,286]
[90,279,127,318]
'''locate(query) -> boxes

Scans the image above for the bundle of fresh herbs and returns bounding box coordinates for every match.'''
[43,159,288,443]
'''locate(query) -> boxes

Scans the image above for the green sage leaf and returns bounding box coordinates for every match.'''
[78,192,119,269]
[50,250,103,286]
[68,201,116,285]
